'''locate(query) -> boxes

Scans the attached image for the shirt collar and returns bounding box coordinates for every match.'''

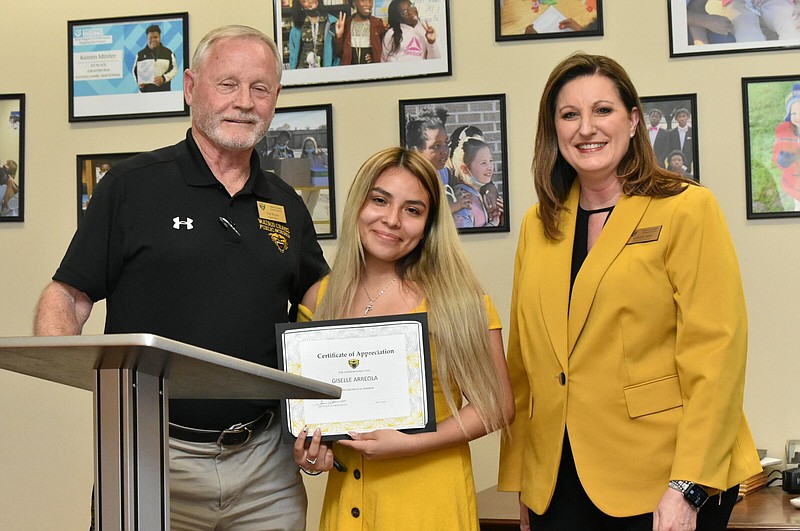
[180,128,273,200]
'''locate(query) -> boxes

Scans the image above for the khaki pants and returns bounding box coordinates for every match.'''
[169,419,307,531]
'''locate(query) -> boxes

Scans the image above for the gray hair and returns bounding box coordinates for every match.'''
[191,25,282,82]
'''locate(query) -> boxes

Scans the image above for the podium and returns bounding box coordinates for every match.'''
[0,334,341,531]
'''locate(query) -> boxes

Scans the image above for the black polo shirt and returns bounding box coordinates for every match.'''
[54,129,328,429]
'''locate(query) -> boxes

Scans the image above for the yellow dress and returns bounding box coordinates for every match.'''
[298,279,501,531]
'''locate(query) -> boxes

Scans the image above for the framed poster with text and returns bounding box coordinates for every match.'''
[68,13,189,121]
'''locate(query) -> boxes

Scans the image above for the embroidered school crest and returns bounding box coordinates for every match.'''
[270,233,288,253]
[348,359,360,369]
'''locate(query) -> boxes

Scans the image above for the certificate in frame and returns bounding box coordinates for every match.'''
[68,12,189,122]
[277,313,434,441]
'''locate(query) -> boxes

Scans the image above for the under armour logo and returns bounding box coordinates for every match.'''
[173,217,194,230]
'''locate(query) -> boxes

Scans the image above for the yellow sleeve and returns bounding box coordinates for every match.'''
[666,187,750,488]
[483,294,502,331]
[297,275,329,323]
[497,207,536,492]
[297,303,313,323]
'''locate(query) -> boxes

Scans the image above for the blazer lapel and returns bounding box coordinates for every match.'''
[539,184,579,369]
[567,193,652,353]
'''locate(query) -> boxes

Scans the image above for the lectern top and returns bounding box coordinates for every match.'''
[0,333,341,400]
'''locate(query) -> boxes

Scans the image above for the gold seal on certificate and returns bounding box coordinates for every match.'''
[276,313,435,440]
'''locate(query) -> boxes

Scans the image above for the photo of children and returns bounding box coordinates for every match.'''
[400,94,509,233]
[670,0,800,56]
[641,94,700,181]
[255,104,337,238]
[0,94,24,222]
[495,0,602,41]
[273,0,450,87]
[743,76,800,218]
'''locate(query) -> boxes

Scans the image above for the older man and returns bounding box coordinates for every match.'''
[35,25,327,530]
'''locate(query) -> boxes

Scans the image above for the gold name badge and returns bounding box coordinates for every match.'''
[627,226,662,245]
[257,201,287,223]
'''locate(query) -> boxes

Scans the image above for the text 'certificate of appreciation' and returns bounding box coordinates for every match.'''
[276,313,434,441]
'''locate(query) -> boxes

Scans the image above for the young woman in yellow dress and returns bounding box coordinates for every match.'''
[294,146,514,530]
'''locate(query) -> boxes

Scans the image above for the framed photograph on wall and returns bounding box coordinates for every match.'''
[742,75,800,219]
[68,12,189,121]
[640,93,700,181]
[76,152,139,223]
[255,103,337,239]
[494,0,603,41]
[668,0,800,57]
[0,94,24,222]
[273,0,451,88]
[399,94,510,234]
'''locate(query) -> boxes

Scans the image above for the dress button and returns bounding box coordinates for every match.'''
[351,507,360,518]
[353,469,361,480]
[559,372,566,385]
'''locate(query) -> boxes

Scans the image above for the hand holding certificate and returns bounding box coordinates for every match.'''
[276,313,435,441]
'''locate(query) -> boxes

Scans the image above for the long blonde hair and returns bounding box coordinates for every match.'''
[315,147,509,433]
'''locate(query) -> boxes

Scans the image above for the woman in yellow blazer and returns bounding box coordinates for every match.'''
[498,53,761,531]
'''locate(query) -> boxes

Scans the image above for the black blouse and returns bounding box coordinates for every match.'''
[570,205,615,296]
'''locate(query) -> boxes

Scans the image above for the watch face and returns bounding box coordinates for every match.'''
[685,484,709,508]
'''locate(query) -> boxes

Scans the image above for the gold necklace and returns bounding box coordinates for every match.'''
[361,277,397,316]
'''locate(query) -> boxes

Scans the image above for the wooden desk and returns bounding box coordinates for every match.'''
[477,486,800,530]
[729,487,800,530]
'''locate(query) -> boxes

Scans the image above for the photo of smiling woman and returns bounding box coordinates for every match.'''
[498,53,761,531]
[293,147,513,529]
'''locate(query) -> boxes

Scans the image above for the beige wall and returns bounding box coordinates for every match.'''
[1,1,798,529]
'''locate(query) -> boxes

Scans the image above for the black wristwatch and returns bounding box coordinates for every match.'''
[669,480,709,509]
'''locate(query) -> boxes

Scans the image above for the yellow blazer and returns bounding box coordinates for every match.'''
[498,182,761,517]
